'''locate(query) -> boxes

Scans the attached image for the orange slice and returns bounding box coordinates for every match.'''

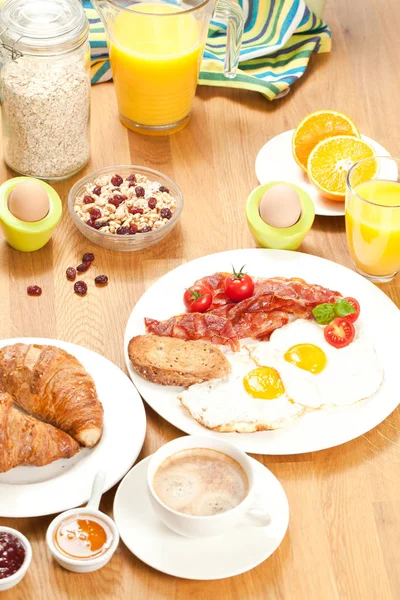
[292,110,360,172]
[307,136,375,200]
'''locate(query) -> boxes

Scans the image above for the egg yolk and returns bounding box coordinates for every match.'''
[284,344,327,374]
[243,366,285,400]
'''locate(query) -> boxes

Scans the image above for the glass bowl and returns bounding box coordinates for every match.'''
[68,165,183,251]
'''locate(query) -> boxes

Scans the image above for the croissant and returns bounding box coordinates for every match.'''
[0,344,103,447]
[0,393,79,473]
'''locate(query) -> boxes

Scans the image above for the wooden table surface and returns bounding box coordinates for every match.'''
[1,0,399,598]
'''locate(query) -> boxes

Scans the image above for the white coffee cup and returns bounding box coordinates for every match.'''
[147,435,271,538]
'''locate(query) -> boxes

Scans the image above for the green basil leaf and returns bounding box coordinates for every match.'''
[335,299,357,317]
[312,303,337,325]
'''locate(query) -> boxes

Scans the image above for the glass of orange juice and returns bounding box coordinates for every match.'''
[94,0,244,135]
[345,156,400,283]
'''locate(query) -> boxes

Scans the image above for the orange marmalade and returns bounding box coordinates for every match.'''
[54,515,112,560]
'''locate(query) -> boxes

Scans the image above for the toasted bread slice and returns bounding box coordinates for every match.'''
[128,335,231,386]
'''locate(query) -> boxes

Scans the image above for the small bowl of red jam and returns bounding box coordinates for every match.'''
[46,508,119,573]
[0,527,32,591]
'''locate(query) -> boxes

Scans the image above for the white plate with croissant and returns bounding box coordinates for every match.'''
[0,338,146,518]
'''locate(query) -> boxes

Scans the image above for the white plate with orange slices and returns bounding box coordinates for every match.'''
[255,111,391,217]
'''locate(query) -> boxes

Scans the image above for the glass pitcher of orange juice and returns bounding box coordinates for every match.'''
[93,0,244,135]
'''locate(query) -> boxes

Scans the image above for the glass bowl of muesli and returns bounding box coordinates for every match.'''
[68,165,183,251]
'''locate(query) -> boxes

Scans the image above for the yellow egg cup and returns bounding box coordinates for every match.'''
[0,177,62,252]
[246,181,315,251]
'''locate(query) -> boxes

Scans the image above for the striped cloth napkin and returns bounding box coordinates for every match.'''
[83,0,331,100]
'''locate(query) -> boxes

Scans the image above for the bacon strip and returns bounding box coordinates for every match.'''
[145,275,342,350]
[195,273,340,311]
[145,314,240,351]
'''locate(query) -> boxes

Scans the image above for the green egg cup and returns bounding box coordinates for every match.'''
[246,181,315,251]
[0,177,62,252]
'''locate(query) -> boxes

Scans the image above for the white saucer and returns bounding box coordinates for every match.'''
[113,455,289,580]
[255,129,391,217]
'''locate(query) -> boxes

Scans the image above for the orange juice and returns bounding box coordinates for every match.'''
[346,179,400,277]
[110,3,203,131]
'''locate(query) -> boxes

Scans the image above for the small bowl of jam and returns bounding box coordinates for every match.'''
[0,527,32,591]
[46,508,119,573]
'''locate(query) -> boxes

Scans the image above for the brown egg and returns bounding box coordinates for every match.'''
[259,183,302,228]
[8,181,50,222]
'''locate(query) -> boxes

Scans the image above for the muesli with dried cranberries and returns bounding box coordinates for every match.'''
[74,172,177,235]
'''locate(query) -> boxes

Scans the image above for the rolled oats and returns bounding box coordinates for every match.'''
[75,172,177,235]
[1,55,90,180]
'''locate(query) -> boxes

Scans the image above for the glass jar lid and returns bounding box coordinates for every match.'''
[0,0,89,56]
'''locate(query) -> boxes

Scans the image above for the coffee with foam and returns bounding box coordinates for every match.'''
[153,448,249,517]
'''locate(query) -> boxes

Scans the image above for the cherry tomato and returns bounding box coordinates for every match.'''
[324,317,355,349]
[183,285,212,313]
[224,266,255,302]
[343,297,360,323]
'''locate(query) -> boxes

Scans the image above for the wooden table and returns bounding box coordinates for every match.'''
[1,0,399,598]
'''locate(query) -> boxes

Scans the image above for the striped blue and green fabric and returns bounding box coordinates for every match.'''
[83,0,331,99]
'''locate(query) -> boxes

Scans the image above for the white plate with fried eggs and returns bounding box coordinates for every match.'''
[124,249,399,455]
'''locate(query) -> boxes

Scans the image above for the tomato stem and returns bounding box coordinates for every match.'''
[186,288,204,301]
[232,264,246,280]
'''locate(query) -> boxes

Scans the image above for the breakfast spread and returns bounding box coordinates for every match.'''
[153,448,249,516]
[73,172,177,236]
[0,0,397,590]
[0,343,103,471]
[0,532,26,580]
[54,514,113,560]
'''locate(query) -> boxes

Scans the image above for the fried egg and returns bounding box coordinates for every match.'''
[178,351,304,433]
[250,319,384,409]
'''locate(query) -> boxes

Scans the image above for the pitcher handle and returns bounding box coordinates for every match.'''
[213,0,244,79]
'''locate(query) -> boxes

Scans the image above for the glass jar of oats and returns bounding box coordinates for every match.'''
[0,0,90,180]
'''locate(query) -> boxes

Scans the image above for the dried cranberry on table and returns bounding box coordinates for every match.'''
[66,267,76,281]
[95,275,108,286]
[77,261,91,273]
[116,226,130,235]
[129,207,144,215]
[74,281,87,296]
[160,207,172,220]
[83,195,93,204]
[159,185,169,193]
[135,186,145,198]
[148,197,157,209]
[140,226,152,233]
[89,207,101,220]
[82,253,95,263]
[111,174,123,187]
[27,285,42,296]
[92,186,102,196]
